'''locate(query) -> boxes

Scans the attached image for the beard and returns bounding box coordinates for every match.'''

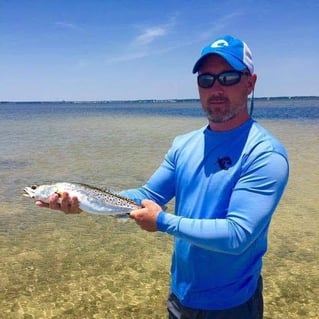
[203,96,247,123]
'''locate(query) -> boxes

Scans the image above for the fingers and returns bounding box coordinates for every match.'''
[36,192,81,214]
[65,195,81,214]
[59,192,81,214]
[35,201,49,208]
[129,199,161,232]
[129,207,147,221]
[60,192,71,212]
[49,193,61,210]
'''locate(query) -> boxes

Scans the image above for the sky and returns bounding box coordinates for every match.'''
[1,0,318,101]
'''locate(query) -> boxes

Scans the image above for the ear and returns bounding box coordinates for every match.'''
[247,74,257,95]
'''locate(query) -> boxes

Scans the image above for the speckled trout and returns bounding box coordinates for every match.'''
[23,182,140,217]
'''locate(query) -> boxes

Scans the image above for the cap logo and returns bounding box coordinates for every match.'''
[211,39,229,48]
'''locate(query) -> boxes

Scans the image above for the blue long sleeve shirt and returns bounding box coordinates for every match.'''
[121,119,289,310]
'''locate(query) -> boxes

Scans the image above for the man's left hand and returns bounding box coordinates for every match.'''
[130,199,162,232]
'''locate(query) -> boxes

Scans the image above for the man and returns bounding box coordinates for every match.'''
[38,35,289,319]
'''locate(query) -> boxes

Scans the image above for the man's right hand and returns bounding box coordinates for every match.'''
[36,192,81,214]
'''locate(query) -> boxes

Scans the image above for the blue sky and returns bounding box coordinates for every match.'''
[1,0,318,101]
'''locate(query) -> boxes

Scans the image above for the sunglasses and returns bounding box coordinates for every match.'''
[197,70,250,88]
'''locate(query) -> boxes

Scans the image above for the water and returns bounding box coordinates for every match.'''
[1,97,319,120]
[0,98,318,318]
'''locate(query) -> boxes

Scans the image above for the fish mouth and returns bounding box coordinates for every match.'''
[23,187,35,198]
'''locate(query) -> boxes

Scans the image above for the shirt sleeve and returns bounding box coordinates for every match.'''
[157,151,289,255]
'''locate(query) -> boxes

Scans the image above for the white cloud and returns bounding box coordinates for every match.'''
[134,27,167,45]
[105,17,177,64]
[132,16,176,46]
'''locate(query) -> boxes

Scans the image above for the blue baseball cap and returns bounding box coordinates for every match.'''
[192,35,254,74]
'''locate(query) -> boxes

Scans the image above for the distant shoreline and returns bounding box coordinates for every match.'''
[1,96,319,104]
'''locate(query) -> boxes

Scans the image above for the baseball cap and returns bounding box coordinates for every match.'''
[192,35,254,74]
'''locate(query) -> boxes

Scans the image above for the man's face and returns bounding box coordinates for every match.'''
[197,55,256,129]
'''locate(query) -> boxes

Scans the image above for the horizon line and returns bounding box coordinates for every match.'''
[1,95,319,104]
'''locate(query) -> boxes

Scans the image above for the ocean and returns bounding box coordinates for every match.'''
[0,98,318,318]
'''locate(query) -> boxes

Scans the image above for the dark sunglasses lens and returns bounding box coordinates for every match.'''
[219,72,241,86]
[198,75,215,88]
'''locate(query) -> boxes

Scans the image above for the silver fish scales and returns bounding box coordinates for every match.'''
[23,182,140,217]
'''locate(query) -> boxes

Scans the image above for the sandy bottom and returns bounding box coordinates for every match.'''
[0,116,318,318]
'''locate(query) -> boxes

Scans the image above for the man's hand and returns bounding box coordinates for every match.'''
[130,199,162,232]
[36,192,81,214]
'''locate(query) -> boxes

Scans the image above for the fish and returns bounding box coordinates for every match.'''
[23,182,140,217]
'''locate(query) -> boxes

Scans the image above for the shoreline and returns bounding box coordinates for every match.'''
[1,96,319,104]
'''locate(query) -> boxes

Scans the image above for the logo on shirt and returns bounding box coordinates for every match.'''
[218,156,232,170]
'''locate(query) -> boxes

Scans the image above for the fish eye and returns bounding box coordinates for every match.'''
[31,185,38,190]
